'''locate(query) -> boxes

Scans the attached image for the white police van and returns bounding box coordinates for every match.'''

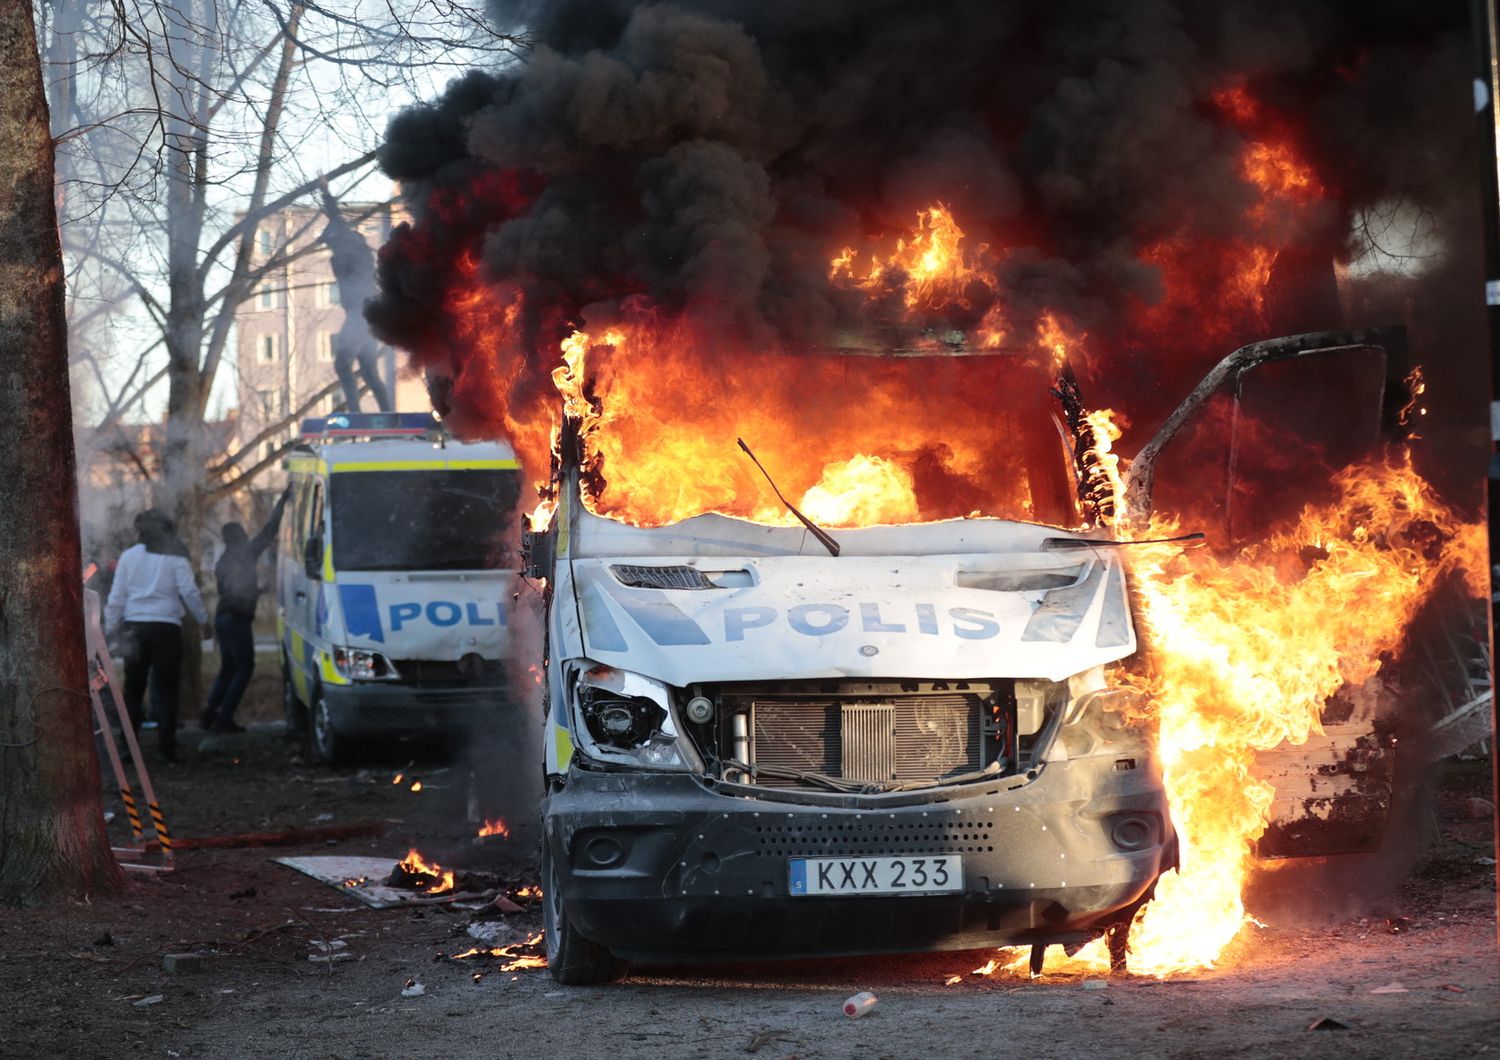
[278,412,521,763]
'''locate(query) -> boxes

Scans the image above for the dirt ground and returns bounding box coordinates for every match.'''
[2,679,1496,1060]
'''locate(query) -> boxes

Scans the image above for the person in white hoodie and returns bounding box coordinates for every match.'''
[105,509,208,761]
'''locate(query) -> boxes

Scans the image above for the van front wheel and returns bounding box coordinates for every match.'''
[309,688,349,766]
[543,841,628,985]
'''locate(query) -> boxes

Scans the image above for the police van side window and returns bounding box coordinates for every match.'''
[301,480,325,579]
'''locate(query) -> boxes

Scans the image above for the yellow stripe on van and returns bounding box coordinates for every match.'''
[318,652,351,687]
[285,457,325,475]
[554,723,574,771]
[329,459,520,472]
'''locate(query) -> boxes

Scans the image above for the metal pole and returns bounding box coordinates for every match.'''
[1471,0,1500,956]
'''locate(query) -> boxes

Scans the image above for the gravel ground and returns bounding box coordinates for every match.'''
[1,700,1494,1060]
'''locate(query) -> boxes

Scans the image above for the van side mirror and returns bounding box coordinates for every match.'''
[303,536,324,580]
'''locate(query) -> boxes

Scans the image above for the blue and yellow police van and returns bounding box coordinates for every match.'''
[278,412,521,763]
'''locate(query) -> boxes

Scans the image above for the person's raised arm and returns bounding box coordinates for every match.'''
[250,487,291,556]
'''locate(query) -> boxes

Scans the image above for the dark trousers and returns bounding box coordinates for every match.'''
[121,621,183,754]
[206,612,256,724]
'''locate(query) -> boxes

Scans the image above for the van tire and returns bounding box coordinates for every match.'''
[308,686,349,766]
[543,841,628,985]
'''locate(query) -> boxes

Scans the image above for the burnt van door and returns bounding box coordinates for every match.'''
[1126,329,1411,861]
[1137,330,1406,546]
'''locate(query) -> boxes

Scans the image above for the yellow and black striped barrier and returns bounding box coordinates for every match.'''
[119,785,144,843]
[148,801,173,859]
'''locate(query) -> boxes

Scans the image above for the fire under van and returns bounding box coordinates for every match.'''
[278,412,521,763]
[530,329,1427,984]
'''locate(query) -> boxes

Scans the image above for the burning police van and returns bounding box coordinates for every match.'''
[529,329,1428,984]
[278,413,521,763]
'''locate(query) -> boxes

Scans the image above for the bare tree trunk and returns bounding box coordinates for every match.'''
[0,1,123,903]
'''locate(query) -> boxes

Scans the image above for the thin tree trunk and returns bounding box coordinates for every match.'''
[0,1,123,903]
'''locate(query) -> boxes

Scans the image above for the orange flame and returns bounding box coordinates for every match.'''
[398,848,456,895]
[972,453,1484,978]
[830,204,994,311]
[477,819,511,839]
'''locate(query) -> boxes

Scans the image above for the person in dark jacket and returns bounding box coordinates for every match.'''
[201,489,289,733]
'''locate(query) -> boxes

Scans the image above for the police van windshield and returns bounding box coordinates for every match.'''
[329,469,520,571]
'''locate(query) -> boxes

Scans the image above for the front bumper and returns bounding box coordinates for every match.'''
[321,682,507,738]
[543,754,1173,963]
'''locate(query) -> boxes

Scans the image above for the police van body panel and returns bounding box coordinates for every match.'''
[277,413,520,762]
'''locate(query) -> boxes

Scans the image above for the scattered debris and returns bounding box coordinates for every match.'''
[972,959,999,976]
[843,992,877,1019]
[228,886,257,900]
[1081,980,1109,990]
[1307,1016,1349,1031]
[492,895,523,914]
[308,938,353,963]
[1439,984,1468,993]
[1476,857,1497,867]
[746,1030,775,1052]
[273,855,506,909]
[466,921,513,944]
[400,980,426,998]
[162,953,203,974]
[1386,916,1412,933]
[1464,798,1494,819]
[93,930,115,947]
[1370,982,1410,994]
[942,975,962,986]
[132,994,164,1008]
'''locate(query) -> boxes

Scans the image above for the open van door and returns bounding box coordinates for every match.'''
[1123,329,1422,859]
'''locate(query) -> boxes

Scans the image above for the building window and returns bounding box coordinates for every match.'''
[257,388,276,419]
[258,228,272,256]
[317,281,340,307]
[261,334,277,362]
[258,284,274,309]
[263,440,278,463]
[318,332,335,362]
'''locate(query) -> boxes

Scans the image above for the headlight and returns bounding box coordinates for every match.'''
[1050,684,1151,760]
[569,665,699,772]
[333,647,400,681]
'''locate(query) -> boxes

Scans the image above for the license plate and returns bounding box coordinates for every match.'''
[788,855,963,896]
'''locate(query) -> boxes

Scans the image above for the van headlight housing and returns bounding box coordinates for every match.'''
[570,666,699,772]
[333,647,400,681]
[1050,673,1151,760]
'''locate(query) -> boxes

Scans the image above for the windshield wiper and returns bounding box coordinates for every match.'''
[1041,531,1205,550]
[736,438,841,557]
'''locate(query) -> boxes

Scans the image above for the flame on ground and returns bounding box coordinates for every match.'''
[397,848,456,895]
[477,819,511,839]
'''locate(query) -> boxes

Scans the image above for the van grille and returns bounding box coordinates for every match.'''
[736,690,986,786]
[392,658,505,689]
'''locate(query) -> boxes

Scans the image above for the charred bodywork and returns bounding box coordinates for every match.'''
[535,488,1174,980]
[533,328,1415,983]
